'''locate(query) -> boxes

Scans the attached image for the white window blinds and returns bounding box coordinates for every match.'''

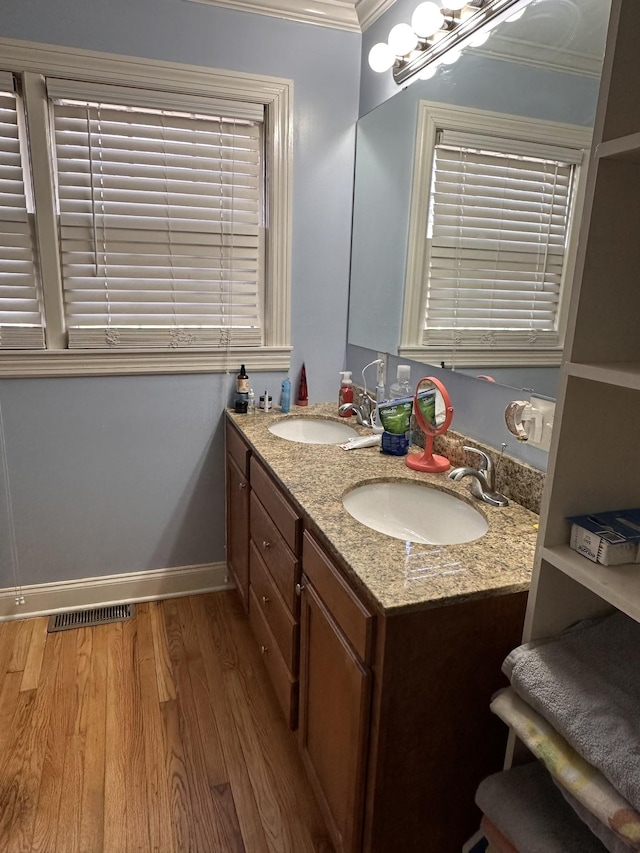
[0,72,45,349]
[423,129,578,349]
[50,81,264,349]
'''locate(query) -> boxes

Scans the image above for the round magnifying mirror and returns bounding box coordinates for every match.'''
[406,376,454,473]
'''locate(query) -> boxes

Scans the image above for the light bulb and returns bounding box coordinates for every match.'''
[441,48,462,64]
[411,2,443,37]
[445,0,467,9]
[388,23,419,56]
[368,42,396,72]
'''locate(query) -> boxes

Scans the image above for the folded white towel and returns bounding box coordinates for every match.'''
[491,688,640,851]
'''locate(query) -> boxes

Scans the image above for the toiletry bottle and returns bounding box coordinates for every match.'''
[389,364,411,399]
[260,390,272,412]
[281,378,291,414]
[237,364,249,394]
[338,371,354,416]
[297,363,308,406]
[247,388,255,414]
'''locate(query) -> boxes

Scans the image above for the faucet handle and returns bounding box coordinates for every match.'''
[463,446,492,474]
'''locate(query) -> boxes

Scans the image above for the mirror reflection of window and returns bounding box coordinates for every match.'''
[400,102,592,369]
[425,132,577,349]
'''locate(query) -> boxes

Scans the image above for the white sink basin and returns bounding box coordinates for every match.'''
[268,417,358,444]
[342,481,488,545]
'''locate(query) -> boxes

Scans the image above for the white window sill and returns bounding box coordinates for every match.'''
[398,346,563,369]
[0,347,292,378]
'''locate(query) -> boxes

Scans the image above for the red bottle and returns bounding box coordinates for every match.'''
[297,363,308,407]
[339,371,354,416]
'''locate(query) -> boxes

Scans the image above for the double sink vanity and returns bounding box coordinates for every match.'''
[225,403,538,853]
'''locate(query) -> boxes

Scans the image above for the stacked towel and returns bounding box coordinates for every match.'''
[503,611,640,812]
[475,761,608,852]
[491,687,640,851]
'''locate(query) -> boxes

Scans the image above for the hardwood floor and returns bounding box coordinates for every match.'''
[0,592,335,853]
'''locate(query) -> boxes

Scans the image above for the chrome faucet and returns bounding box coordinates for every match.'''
[339,392,377,428]
[448,446,509,507]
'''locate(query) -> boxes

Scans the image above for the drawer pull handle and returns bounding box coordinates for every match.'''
[295,582,305,596]
[260,645,268,654]
[262,595,270,605]
[262,540,271,550]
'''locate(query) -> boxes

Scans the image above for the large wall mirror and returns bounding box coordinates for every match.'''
[348,0,610,400]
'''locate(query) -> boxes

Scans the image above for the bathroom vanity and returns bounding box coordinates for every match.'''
[225,405,537,853]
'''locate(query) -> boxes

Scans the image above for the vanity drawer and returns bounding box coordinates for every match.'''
[249,587,298,730]
[250,456,301,552]
[250,541,298,673]
[302,531,374,664]
[250,492,299,615]
[226,420,251,478]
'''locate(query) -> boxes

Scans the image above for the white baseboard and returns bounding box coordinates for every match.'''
[0,562,234,621]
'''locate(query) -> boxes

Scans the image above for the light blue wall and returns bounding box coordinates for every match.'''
[0,0,360,586]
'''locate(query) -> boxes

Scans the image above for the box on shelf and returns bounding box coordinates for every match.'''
[568,509,640,566]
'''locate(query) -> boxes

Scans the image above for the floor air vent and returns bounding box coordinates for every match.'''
[47,603,136,632]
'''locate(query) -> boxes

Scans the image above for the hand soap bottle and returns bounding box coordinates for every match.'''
[389,364,411,399]
[339,371,354,416]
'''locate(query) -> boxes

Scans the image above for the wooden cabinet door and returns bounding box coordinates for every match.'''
[298,576,371,853]
[226,453,250,610]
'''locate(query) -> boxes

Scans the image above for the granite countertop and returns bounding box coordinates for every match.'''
[228,403,538,615]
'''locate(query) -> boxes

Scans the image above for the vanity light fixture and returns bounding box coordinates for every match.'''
[368,0,532,85]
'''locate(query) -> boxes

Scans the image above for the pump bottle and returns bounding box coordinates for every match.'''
[237,364,249,394]
[338,371,354,416]
[389,364,411,399]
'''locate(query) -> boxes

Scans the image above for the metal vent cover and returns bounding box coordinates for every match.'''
[47,603,136,632]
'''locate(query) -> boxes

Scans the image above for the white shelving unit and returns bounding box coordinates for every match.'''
[522,0,640,644]
[493,0,640,792]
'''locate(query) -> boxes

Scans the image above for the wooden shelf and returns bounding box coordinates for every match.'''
[566,361,640,390]
[542,545,640,623]
[597,133,640,162]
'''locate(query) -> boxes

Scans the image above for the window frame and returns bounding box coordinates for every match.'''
[0,37,293,377]
[400,100,591,368]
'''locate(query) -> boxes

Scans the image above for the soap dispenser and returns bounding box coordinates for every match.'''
[339,371,354,416]
[389,364,411,399]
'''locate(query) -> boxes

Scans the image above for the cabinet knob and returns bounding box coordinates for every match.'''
[239,482,247,490]
[260,645,268,654]
[262,595,270,605]
[262,540,271,550]
[295,582,305,596]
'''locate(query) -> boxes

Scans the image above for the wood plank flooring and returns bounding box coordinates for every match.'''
[0,592,335,853]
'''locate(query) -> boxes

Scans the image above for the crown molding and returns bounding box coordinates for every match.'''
[473,33,603,78]
[181,0,397,31]
[182,0,363,31]
[355,0,397,30]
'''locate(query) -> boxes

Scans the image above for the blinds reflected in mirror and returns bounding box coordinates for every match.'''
[0,72,45,349]
[51,82,264,349]
[423,128,578,351]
